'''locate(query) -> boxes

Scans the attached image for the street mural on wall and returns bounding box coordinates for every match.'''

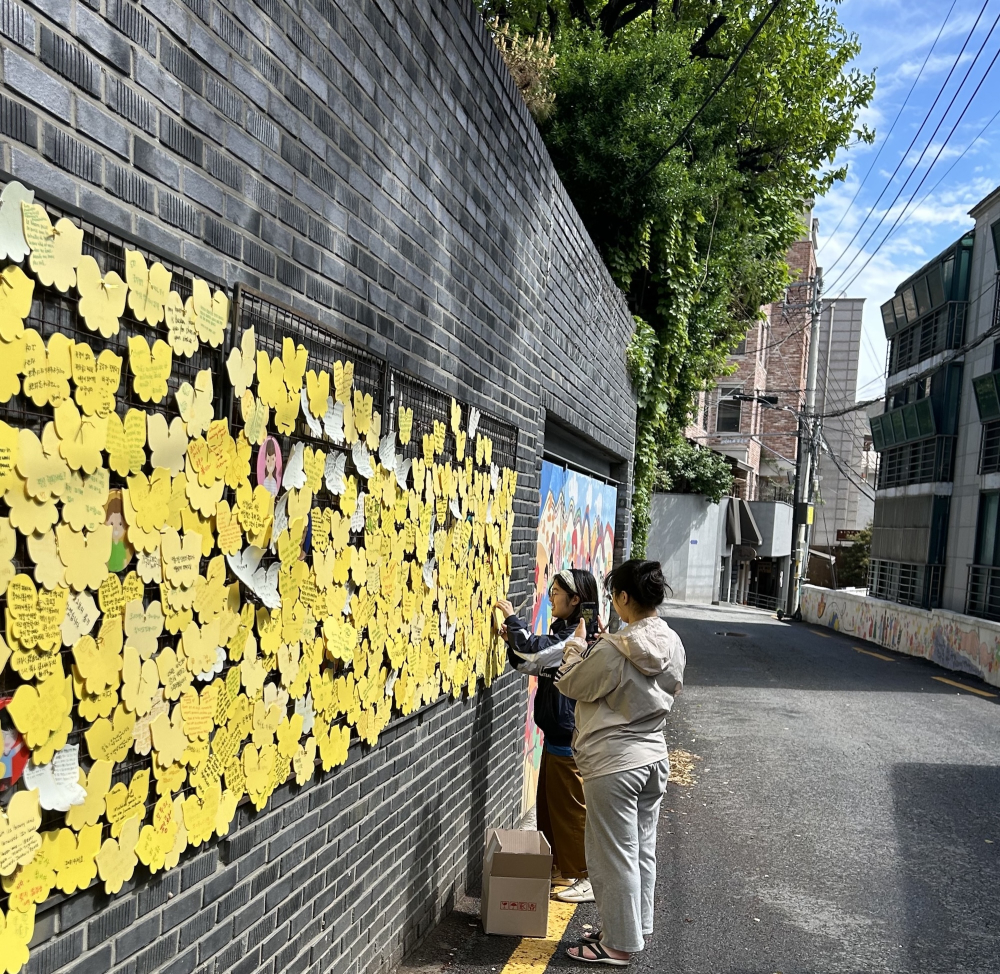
[802,585,1000,688]
[521,460,617,814]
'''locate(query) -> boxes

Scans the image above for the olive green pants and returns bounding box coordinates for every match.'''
[536,748,588,879]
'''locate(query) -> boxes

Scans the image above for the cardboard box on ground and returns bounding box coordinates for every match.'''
[481,828,552,938]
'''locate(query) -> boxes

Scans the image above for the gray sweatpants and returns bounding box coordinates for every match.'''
[583,757,670,953]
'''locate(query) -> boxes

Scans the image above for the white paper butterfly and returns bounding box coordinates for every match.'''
[270,492,289,554]
[467,407,481,441]
[378,432,398,475]
[324,452,346,494]
[301,388,322,437]
[227,547,282,608]
[351,491,366,532]
[352,441,374,480]
[195,646,226,682]
[324,397,344,444]
[394,457,411,491]
[294,692,315,735]
[283,442,307,490]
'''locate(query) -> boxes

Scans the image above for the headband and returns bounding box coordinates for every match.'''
[551,569,577,594]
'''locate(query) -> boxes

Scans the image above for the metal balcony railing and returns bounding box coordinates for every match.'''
[876,435,956,489]
[888,301,967,375]
[757,481,793,503]
[869,559,943,609]
[980,421,1000,475]
[966,565,1000,621]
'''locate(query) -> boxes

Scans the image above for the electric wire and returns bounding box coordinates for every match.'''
[821,0,991,284]
[819,0,959,251]
[639,0,785,179]
[826,10,1000,298]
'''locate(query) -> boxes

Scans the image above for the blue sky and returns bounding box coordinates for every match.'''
[813,0,1000,401]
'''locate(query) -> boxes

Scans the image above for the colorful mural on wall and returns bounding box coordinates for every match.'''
[521,461,617,815]
[802,584,1000,688]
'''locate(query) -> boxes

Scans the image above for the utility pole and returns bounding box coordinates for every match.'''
[785,271,823,620]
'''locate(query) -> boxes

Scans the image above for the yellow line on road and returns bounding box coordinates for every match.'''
[500,901,577,974]
[854,647,896,662]
[932,676,998,698]
[812,630,831,638]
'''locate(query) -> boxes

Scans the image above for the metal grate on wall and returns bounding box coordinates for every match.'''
[0,195,233,912]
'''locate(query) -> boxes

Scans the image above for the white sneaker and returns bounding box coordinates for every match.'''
[555,878,595,903]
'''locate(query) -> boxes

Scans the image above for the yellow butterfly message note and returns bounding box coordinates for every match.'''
[136,794,178,874]
[190,279,228,347]
[65,759,112,831]
[46,824,101,895]
[71,344,121,419]
[227,327,256,396]
[306,369,329,419]
[183,781,220,847]
[398,405,414,445]
[0,789,41,876]
[180,683,218,740]
[176,369,213,438]
[156,645,193,701]
[71,622,122,696]
[6,574,67,653]
[22,329,72,407]
[122,644,159,716]
[0,265,32,342]
[129,335,172,404]
[292,736,317,785]
[150,707,186,767]
[53,399,106,475]
[85,704,135,763]
[147,414,187,476]
[215,500,243,556]
[235,483,273,546]
[77,254,126,338]
[160,528,200,589]
[56,523,110,592]
[22,203,83,291]
[124,599,163,660]
[97,816,140,894]
[125,250,171,325]
[105,409,146,478]
[104,767,149,839]
[243,742,277,810]
[334,360,354,404]
[165,290,198,358]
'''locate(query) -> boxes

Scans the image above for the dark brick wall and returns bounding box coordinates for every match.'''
[2,1,635,972]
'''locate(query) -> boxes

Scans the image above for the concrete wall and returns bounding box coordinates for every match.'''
[802,584,1000,688]
[647,493,722,602]
[747,501,793,558]
[0,2,636,974]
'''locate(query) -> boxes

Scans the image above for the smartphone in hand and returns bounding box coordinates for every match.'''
[580,602,599,640]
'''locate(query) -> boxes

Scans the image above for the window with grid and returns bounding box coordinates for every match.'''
[716,387,742,433]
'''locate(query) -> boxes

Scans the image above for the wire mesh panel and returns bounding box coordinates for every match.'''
[0,197,232,893]
[391,371,456,465]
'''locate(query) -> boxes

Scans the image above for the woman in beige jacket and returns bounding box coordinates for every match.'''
[556,560,686,966]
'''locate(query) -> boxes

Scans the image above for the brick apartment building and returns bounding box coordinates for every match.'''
[657,212,872,605]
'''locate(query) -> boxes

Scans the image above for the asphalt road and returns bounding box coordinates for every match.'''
[399,601,1000,974]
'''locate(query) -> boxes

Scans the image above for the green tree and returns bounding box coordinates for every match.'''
[654,439,733,502]
[480,1,874,551]
[836,523,871,588]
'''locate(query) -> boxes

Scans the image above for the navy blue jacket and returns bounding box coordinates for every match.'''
[505,615,576,749]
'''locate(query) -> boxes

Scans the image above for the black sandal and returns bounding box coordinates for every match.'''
[581,929,602,944]
[565,943,630,966]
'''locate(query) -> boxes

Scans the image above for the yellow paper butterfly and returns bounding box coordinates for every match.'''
[0,264,33,341]
[76,254,126,337]
[125,250,171,325]
[128,335,172,404]
[22,203,83,291]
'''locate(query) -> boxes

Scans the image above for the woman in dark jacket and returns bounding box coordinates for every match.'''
[495,567,599,903]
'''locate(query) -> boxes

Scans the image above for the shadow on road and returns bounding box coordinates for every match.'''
[892,763,1000,972]
[665,613,1000,701]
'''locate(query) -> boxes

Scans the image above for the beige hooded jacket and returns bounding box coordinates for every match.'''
[555,615,686,780]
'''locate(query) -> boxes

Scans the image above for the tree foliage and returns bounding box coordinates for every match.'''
[653,439,733,503]
[835,523,871,589]
[480,1,874,551]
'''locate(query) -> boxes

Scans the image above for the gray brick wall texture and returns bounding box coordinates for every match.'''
[0,1,636,973]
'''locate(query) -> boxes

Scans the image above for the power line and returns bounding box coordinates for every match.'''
[830,34,1000,299]
[639,0,785,180]
[821,1,991,284]
[819,0,959,251]
[826,7,1000,296]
